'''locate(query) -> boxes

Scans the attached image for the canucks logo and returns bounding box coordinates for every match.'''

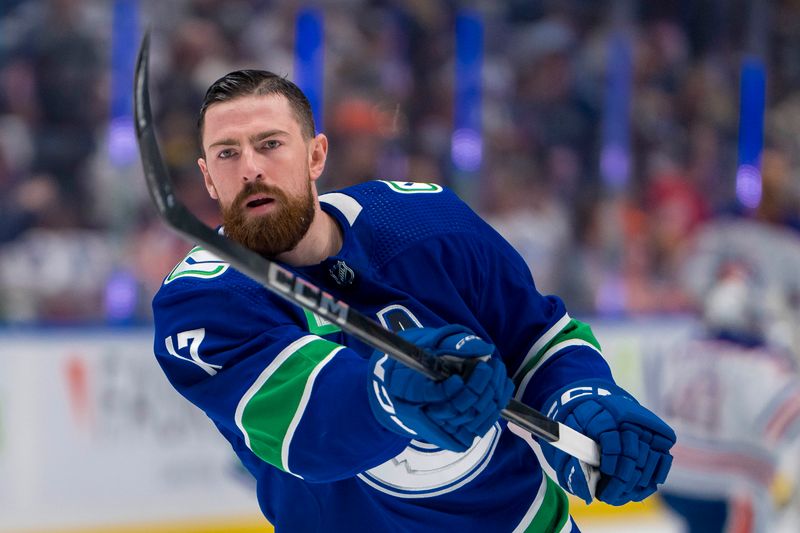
[379,180,443,194]
[357,423,501,498]
[165,246,230,284]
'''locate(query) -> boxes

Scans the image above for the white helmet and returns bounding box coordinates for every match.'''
[702,261,793,348]
[683,218,800,351]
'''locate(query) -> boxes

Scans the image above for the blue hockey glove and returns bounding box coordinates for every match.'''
[368,325,515,452]
[539,379,676,506]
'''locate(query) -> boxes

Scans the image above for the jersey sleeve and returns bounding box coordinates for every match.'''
[152,273,409,482]
[363,183,617,411]
[444,218,615,410]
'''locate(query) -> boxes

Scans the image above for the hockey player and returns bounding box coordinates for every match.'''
[646,228,800,533]
[152,70,676,531]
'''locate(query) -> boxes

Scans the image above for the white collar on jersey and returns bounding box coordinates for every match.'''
[319,192,363,227]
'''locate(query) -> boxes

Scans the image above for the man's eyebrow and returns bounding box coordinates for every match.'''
[250,129,288,142]
[208,137,239,149]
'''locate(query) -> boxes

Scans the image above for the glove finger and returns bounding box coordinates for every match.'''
[651,433,676,451]
[452,426,478,449]
[638,448,661,488]
[437,408,474,427]
[620,421,646,439]
[389,366,446,403]
[622,408,676,442]
[597,476,627,505]
[488,359,513,403]
[631,484,658,502]
[422,379,455,404]
[495,384,513,414]
[463,362,493,395]
[441,374,467,400]
[498,373,515,408]
[465,403,500,436]
[452,363,502,413]
[425,399,463,422]
[653,453,674,485]
[415,413,468,452]
[616,455,639,490]
[572,400,607,429]
[449,386,481,413]
[622,457,641,494]
[621,429,640,460]
[472,388,494,415]
[598,431,621,475]
[617,430,642,490]
[636,441,649,469]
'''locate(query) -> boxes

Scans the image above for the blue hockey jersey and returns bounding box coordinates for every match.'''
[152,180,614,532]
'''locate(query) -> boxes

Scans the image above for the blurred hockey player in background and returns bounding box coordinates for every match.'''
[643,218,800,533]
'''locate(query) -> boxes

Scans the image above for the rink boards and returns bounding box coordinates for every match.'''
[0,317,695,532]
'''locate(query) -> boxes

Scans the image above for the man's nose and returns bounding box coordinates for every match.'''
[241,147,264,182]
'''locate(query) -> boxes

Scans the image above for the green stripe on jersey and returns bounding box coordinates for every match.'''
[519,475,571,532]
[235,335,343,474]
[513,317,602,387]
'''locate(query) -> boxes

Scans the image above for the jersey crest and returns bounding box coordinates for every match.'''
[358,423,502,498]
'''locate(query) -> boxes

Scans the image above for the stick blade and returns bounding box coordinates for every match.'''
[133,30,184,225]
[133,30,151,140]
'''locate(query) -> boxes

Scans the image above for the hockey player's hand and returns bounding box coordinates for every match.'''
[539,379,676,506]
[367,325,514,452]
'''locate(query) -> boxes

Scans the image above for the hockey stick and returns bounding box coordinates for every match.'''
[133,32,600,467]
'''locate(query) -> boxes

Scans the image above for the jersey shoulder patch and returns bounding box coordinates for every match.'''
[376,180,443,194]
[164,246,230,284]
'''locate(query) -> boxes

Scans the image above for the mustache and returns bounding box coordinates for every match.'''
[233,181,287,208]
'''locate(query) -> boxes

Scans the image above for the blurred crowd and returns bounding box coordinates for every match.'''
[3,0,800,324]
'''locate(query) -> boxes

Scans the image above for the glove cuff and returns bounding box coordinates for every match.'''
[367,353,419,438]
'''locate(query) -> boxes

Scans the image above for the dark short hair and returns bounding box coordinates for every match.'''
[198,70,316,151]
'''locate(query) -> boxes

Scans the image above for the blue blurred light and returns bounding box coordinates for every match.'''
[736,164,762,209]
[104,269,138,323]
[451,128,482,172]
[108,116,138,167]
[600,144,630,191]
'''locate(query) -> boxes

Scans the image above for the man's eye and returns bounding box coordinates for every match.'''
[262,140,281,149]
[218,149,236,159]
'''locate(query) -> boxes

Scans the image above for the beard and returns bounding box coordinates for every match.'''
[221,178,316,258]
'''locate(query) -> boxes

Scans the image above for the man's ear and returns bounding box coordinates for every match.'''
[308,133,328,182]
[198,157,218,200]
